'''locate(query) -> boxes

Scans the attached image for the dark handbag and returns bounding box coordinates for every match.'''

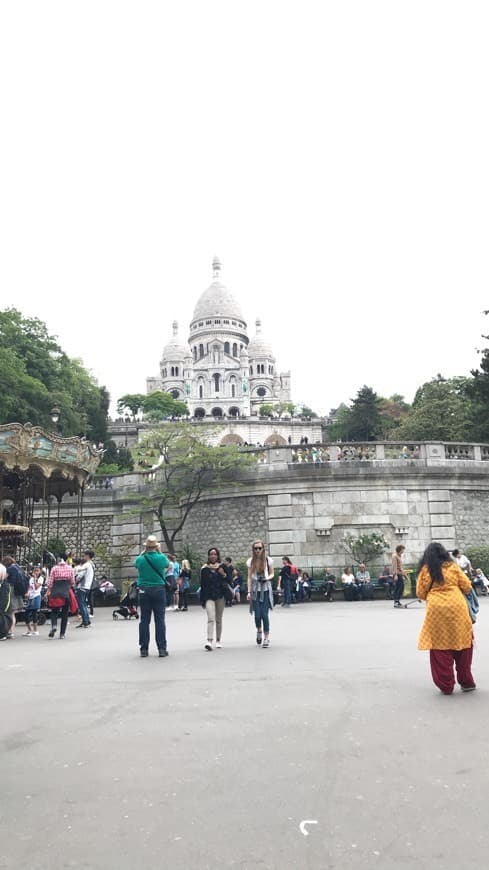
[223,583,233,603]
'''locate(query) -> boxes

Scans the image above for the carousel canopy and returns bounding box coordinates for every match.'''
[0,422,101,502]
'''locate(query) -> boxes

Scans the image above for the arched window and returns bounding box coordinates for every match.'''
[193,347,197,360]
[213,373,221,393]
[199,344,204,358]
[249,366,253,375]
[199,384,203,399]
[231,384,236,398]
[232,343,238,357]
[175,366,179,377]
[224,342,230,355]
[194,407,205,418]
[170,366,174,377]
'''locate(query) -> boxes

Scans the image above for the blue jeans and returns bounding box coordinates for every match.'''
[253,596,270,633]
[25,596,41,625]
[393,577,404,603]
[76,588,91,625]
[139,586,167,651]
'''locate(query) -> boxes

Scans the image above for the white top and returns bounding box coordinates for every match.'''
[28,574,43,599]
[342,573,354,585]
[76,560,95,590]
[246,556,274,580]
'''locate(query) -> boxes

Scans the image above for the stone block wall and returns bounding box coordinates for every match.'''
[452,491,489,549]
[183,495,267,562]
[31,515,113,577]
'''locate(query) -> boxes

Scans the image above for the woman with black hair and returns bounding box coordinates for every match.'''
[200,547,227,651]
[416,541,476,694]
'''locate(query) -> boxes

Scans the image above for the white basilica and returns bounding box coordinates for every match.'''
[146,258,291,418]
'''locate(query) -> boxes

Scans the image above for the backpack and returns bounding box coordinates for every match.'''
[13,567,29,597]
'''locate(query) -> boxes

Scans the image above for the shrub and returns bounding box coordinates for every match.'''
[466,547,489,577]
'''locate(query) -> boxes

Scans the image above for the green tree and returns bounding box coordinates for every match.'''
[327,403,353,441]
[378,394,410,438]
[391,376,474,441]
[295,404,318,419]
[142,391,189,420]
[467,322,489,441]
[117,393,147,417]
[0,308,109,440]
[346,386,383,441]
[343,532,389,566]
[102,440,134,472]
[259,404,275,417]
[132,424,256,551]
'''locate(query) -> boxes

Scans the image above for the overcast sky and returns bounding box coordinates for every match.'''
[1,1,488,417]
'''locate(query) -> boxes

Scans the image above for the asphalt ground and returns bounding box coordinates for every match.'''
[2,598,489,870]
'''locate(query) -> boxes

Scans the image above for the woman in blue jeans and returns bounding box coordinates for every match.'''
[134,536,170,657]
[246,540,274,648]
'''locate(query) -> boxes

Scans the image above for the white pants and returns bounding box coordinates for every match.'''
[205,598,225,642]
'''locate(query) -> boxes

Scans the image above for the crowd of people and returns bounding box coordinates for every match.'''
[0,537,485,695]
[0,549,98,640]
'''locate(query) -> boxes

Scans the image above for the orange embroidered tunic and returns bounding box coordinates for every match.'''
[416,561,473,650]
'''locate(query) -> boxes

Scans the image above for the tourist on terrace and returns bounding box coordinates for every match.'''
[355,564,371,599]
[473,568,489,596]
[416,542,476,694]
[392,545,407,608]
[247,540,274,648]
[23,565,43,636]
[322,567,336,601]
[134,536,170,657]
[278,556,293,607]
[451,549,473,579]
[178,559,191,611]
[378,565,394,600]
[200,547,228,650]
[46,554,76,639]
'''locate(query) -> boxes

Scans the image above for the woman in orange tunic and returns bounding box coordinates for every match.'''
[416,542,476,694]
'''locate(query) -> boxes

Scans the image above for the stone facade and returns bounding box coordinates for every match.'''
[37,446,489,585]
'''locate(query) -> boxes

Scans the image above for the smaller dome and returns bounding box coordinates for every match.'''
[248,319,274,359]
[161,321,187,362]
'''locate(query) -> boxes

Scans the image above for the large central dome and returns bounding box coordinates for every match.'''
[191,257,246,325]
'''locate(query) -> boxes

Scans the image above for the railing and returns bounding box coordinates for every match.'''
[87,442,489,489]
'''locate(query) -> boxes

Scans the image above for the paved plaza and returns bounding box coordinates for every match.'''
[2,599,489,870]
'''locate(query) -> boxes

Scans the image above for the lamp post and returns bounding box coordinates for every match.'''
[50,407,61,434]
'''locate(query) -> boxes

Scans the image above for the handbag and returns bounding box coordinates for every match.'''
[69,587,78,616]
[223,583,233,604]
[49,596,67,609]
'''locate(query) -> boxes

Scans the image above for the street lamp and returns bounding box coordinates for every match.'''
[50,407,61,433]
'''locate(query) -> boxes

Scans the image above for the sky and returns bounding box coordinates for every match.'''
[1,1,488,417]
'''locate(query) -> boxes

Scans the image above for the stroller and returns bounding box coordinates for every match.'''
[113,581,139,620]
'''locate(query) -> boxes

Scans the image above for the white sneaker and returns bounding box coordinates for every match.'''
[32,631,39,636]
[23,631,32,636]
[216,642,222,648]
[263,637,270,648]
[204,641,213,651]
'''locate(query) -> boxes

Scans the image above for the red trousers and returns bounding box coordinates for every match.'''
[429,647,475,694]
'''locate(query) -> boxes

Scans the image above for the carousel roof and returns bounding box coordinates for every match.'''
[0,422,101,501]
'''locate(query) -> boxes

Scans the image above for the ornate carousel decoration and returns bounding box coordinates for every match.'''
[0,422,101,562]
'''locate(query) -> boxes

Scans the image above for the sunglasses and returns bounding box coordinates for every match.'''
[253,546,263,551]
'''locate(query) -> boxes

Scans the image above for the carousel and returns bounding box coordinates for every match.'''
[0,421,101,565]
